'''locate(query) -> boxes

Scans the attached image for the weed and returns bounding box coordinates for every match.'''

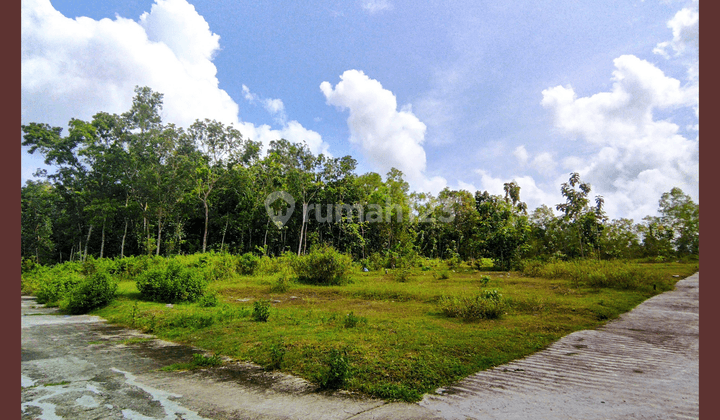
[268,340,286,370]
[393,267,413,282]
[316,347,351,389]
[237,252,260,275]
[270,271,292,293]
[343,311,366,328]
[439,289,506,321]
[479,275,490,287]
[192,353,223,367]
[435,270,451,280]
[197,292,220,308]
[253,299,271,322]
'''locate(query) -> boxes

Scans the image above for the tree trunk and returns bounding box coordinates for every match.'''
[220,217,229,253]
[84,225,93,262]
[297,203,307,256]
[202,196,209,253]
[120,220,128,258]
[100,219,106,259]
[156,213,163,256]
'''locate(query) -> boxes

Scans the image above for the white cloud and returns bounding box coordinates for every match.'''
[653,7,699,58]
[361,0,393,14]
[21,0,329,160]
[541,54,698,220]
[321,69,446,193]
[513,145,529,165]
[531,152,556,176]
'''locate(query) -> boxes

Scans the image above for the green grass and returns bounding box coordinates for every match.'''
[83,260,697,402]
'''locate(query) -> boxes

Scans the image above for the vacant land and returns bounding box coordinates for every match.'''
[81,260,697,402]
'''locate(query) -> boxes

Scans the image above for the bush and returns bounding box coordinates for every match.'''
[270,271,292,293]
[439,289,506,321]
[316,348,351,389]
[253,299,271,322]
[435,270,451,280]
[62,271,118,314]
[36,272,84,306]
[192,353,223,367]
[393,267,413,282]
[237,252,260,275]
[136,260,207,303]
[197,292,219,307]
[293,245,353,286]
[268,341,286,370]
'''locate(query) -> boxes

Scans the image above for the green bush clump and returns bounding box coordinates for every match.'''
[293,245,354,285]
[201,252,237,282]
[316,348,351,389]
[197,292,219,307]
[253,299,271,322]
[36,272,84,306]
[237,252,260,275]
[267,341,286,370]
[61,271,118,314]
[393,267,412,282]
[136,260,207,303]
[439,289,506,321]
[270,271,292,293]
[192,353,223,367]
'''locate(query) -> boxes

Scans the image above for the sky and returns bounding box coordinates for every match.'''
[21,0,699,221]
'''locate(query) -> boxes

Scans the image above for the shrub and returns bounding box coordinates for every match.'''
[435,270,451,280]
[237,252,260,275]
[316,348,351,389]
[393,267,412,282]
[268,341,286,370]
[62,271,118,314]
[479,275,491,287]
[253,299,271,322]
[293,245,353,286]
[270,271,292,293]
[439,289,506,321]
[136,260,207,303]
[197,292,219,307]
[200,252,237,282]
[36,272,84,306]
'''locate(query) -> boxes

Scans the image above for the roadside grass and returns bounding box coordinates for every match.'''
[91,260,698,402]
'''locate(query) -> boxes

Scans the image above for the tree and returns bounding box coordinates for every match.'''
[658,187,699,256]
[555,173,605,258]
[21,181,57,264]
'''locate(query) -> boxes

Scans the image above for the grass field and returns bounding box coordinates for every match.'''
[89,260,698,402]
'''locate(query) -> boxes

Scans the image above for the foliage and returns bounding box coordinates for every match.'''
[270,271,292,293]
[343,311,367,328]
[36,271,84,306]
[438,289,507,321]
[196,292,219,307]
[237,252,260,275]
[292,245,354,285]
[61,271,118,314]
[253,299,271,322]
[267,341,286,370]
[136,260,207,303]
[316,348,351,390]
[521,259,671,290]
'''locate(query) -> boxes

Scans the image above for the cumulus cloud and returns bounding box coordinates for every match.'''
[653,7,699,58]
[361,0,393,14]
[531,152,556,176]
[321,69,446,192]
[513,145,529,165]
[21,0,329,158]
[541,54,698,220]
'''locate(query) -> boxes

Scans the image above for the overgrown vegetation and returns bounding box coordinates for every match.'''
[19,85,699,403]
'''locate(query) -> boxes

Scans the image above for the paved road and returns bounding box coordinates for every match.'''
[22,272,699,419]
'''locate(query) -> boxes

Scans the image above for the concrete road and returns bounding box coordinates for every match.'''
[22,272,699,419]
[20,296,438,420]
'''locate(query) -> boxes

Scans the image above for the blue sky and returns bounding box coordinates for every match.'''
[21,0,699,221]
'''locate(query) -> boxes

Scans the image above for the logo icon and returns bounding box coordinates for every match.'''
[264,191,295,227]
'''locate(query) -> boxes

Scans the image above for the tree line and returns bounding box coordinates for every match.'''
[21,87,699,268]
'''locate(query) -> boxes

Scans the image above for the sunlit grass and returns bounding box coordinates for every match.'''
[92,260,697,402]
